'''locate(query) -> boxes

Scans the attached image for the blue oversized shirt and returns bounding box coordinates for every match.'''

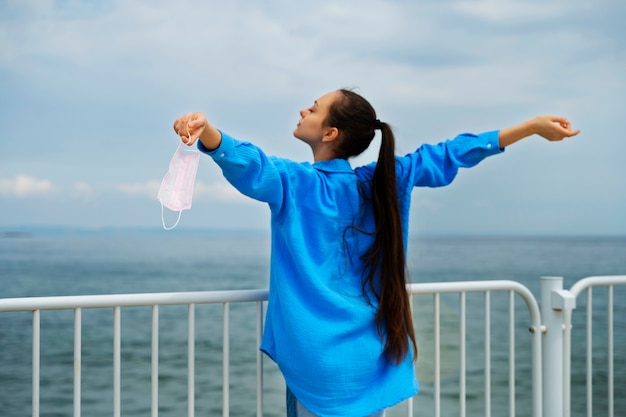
[198,130,502,417]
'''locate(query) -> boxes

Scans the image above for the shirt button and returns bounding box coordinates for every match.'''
[487,143,492,149]
[220,152,226,157]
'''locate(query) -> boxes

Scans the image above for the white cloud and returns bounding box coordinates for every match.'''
[113,179,253,204]
[115,181,161,199]
[0,0,624,233]
[1,0,620,112]
[0,175,54,197]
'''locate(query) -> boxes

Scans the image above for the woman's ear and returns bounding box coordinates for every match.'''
[322,127,339,143]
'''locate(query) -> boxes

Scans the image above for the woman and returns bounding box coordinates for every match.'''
[173,89,579,417]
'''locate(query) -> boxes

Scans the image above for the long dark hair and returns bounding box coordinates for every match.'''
[327,89,417,365]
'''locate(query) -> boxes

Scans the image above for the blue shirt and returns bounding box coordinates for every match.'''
[199,130,502,417]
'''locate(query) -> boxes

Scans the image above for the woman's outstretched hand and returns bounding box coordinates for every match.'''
[532,115,581,142]
[173,112,222,150]
[499,116,580,148]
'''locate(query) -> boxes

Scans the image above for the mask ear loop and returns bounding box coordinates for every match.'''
[161,204,183,230]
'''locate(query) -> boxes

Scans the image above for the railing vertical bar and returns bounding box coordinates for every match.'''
[32,309,40,417]
[460,292,466,417]
[223,302,230,417]
[256,301,264,417]
[188,304,195,417]
[74,308,82,417]
[485,291,491,417]
[563,306,573,417]
[113,306,121,417]
[509,291,515,417]
[151,305,159,417]
[608,286,614,417]
[531,317,543,417]
[586,288,592,417]
[434,293,441,417]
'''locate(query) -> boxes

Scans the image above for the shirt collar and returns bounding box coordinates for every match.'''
[312,158,354,173]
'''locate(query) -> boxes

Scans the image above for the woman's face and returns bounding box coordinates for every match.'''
[293,91,340,145]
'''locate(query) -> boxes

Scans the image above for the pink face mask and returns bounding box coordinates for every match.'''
[157,144,200,230]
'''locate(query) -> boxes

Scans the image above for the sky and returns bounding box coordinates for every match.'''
[0,0,624,236]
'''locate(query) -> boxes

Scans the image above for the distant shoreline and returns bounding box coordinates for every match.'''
[0,226,268,237]
[1,226,625,240]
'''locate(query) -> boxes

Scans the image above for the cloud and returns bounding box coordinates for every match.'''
[0,0,624,233]
[1,0,621,112]
[113,179,253,204]
[115,181,161,199]
[0,175,54,197]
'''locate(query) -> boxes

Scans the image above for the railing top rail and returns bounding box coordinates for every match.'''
[408,279,531,295]
[0,279,541,325]
[569,275,626,298]
[407,279,542,331]
[0,289,270,312]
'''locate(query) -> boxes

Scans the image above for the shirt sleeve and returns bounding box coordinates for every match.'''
[398,130,503,188]
[197,130,285,206]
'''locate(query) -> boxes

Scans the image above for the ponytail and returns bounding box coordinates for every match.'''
[327,89,417,365]
[362,122,418,365]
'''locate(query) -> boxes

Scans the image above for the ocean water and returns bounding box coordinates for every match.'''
[1,232,625,417]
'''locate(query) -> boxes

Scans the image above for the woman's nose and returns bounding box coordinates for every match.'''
[299,109,306,118]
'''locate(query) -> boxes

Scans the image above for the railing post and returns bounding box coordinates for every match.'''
[541,276,565,417]
[553,288,576,417]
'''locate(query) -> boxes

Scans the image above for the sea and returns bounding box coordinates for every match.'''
[1,231,625,417]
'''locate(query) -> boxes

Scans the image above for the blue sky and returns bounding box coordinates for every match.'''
[0,0,624,235]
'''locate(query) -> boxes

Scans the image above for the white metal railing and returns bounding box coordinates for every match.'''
[2,276,623,417]
[0,280,544,417]
[554,275,626,417]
